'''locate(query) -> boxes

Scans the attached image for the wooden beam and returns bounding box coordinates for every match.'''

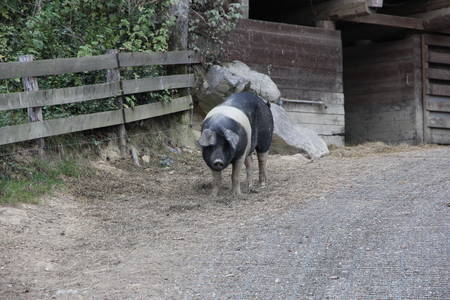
[0,54,117,80]
[0,110,123,146]
[124,95,192,123]
[344,13,425,30]
[423,8,450,31]
[0,96,194,146]
[122,74,195,95]
[315,0,370,20]
[291,0,370,25]
[118,50,200,68]
[0,82,121,111]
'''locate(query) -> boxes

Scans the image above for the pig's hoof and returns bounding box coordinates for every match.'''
[248,186,258,193]
[211,188,219,197]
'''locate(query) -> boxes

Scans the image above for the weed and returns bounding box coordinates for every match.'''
[0,157,84,205]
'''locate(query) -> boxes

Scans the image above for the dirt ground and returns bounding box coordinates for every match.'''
[0,144,449,299]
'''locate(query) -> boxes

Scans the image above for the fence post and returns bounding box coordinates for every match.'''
[19,55,45,156]
[169,0,193,127]
[106,49,127,157]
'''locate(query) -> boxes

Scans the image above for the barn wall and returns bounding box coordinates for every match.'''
[344,36,423,144]
[423,34,450,144]
[224,19,345,146]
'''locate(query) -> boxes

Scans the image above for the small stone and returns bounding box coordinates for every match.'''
[142,155,150,163]
[329,275,339,280]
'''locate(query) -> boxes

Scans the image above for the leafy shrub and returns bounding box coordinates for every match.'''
[0,0,175,126]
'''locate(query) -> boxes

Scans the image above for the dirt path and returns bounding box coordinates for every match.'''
[1,146,449,299]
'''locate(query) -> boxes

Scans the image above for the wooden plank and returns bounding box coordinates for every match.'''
[229,29,340,51]
[345,14,424,30]
[118,50,200,67]
[429,128,450,144]
[423,11,450,31]
[281,90,345,105]
[0,82,121,111]
[320,135,345,147]
[0,54,117,80]
[428,112,450,128]
[235,19,341,39]
[0,110,123,146]
[427,96,450,112]
[345,77,414,96]
[424,34,450,48]
[124,95,192,123]
[283,103,345,114]
[226,45,342,72]
[122,74,195,95]
[345,61,415,83]
[428,50,450,65]
[300,123,345,135]
[428,67,450,80]
[344,37,417,64]
[429,83,450,96]
[273,75,343,93]
[287,111,345,126]
[310,0,370,20]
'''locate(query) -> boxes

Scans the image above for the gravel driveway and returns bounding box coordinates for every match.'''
[1,146,449,299]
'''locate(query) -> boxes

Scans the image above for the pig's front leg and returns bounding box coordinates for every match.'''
[231,157,245,195]
[211,170,222,196]
[257,151,269,187]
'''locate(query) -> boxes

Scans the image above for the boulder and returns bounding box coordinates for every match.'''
[271,104,329,159]
[195,60,281,114]
[223,61,281,103]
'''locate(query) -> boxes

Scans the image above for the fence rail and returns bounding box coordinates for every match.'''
[0,50,201,147]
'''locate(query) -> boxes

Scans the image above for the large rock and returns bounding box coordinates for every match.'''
[195,60,281,114]
[223,61,281,103]
[271,104,329,159]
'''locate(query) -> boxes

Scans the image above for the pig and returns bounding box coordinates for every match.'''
[197,92,274,196]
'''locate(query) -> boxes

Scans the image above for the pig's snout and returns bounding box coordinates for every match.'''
[213,159,224,169]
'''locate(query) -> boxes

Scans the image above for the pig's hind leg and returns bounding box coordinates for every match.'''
[256,151,269,187]
[244,154,254,192]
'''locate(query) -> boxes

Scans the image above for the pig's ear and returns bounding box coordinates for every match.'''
[223,129,240,150]
[197,129,217,147]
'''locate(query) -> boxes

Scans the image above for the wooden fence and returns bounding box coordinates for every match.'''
[0,50,200,149]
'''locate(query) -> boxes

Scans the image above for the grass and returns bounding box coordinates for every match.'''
[0,157,83,205]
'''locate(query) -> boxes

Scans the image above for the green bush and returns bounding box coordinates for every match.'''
[0,0,175,126]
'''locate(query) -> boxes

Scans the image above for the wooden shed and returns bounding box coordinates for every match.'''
[224,19,345,146]
[345,34,450,144]
[229,0,450,145]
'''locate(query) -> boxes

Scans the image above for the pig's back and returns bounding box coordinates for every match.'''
[222,92,273,153]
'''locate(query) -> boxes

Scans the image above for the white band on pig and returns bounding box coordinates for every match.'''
[205,105,252,156]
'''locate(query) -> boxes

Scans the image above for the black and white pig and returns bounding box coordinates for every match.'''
[197,92,274,196]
